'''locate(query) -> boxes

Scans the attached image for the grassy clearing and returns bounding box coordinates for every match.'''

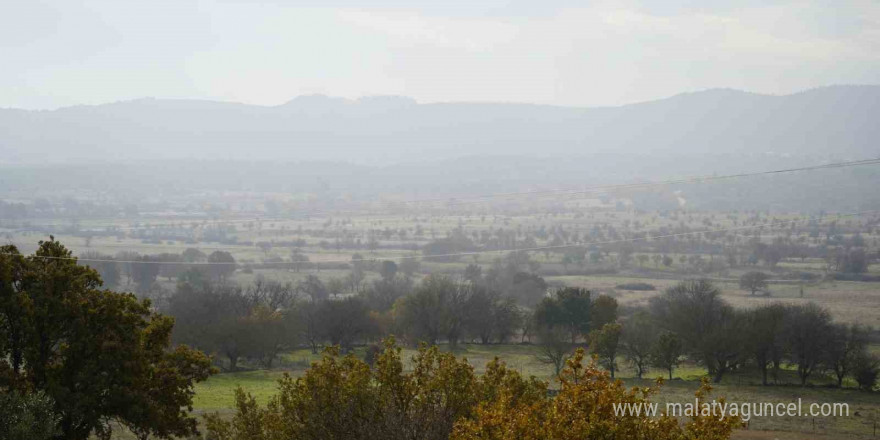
[193,370,287,410]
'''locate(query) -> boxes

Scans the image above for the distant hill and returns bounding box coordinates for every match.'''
[0,85,877,165]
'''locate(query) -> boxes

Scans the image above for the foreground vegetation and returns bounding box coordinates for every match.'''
[0,240,759,440]
[192,342,880,439]
[205,340,741,440]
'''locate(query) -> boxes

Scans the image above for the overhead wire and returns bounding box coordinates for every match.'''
[6,157,880,231]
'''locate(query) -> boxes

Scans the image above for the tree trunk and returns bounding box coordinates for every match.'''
[11,336,22,376]
[712,364,726,383]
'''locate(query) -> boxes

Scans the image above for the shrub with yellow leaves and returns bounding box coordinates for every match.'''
[452,348,743,440]
[205,342,741,440]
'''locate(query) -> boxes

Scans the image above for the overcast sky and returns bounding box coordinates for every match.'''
[2,0,878,109]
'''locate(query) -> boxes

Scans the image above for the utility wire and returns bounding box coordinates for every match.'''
[396,158,880,207]
[8,157,880,231]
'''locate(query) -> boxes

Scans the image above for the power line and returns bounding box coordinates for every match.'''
[396,158,880,207]
[8,157,880,231]
[4,210,875,266]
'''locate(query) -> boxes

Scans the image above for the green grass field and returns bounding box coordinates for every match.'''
[192,370,287,410]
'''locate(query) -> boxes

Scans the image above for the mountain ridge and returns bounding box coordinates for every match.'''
[4,84,876,113]
[0,85,877,165]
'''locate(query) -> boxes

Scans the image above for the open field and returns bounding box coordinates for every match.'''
[550,274,880,327]
[6,210,880,320]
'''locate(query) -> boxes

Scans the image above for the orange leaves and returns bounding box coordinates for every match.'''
[453,348,741,440]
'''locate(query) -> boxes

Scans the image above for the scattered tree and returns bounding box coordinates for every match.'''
[650,332,683,381]
[620,312,656,379]
[739,271,769,296]
[589,323,623,378]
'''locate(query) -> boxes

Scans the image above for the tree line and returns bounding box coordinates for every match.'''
[162,254,879,391]
[642,280,877,387]
[535,279,878,389]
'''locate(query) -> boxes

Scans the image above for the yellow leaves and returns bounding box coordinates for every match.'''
[207,341,740,440]
[679,378,745,440]
[452,347,741,440]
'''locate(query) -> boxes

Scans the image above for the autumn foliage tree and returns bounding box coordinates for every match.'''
[454,349,742,440]
[206,338,483,440]
[207,340,742,440]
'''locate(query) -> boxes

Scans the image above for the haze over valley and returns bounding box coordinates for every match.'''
[2,2,880,439]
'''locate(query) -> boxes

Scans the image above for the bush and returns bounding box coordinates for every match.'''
[454,350,742,440]
[852,353,880,391]
[206,339,486,440]
[615,282,656,291]
[206,340,742,440]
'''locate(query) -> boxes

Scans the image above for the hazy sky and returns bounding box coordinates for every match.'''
[3,0,878,109]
